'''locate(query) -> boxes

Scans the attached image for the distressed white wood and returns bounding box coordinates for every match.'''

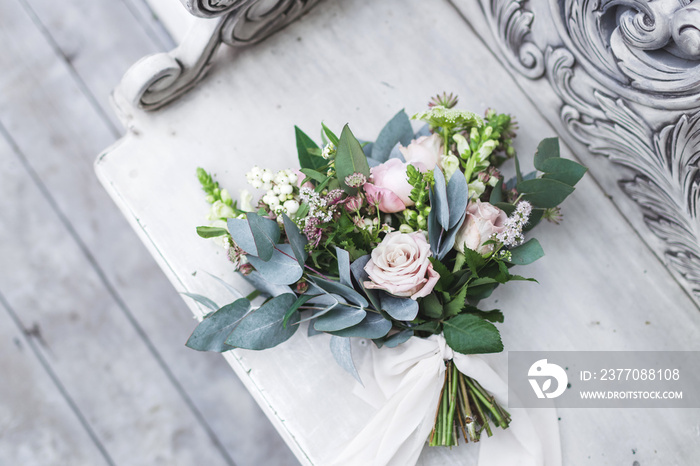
[144,0,195,43]
[97,0,700,464]
[0,0,295,464]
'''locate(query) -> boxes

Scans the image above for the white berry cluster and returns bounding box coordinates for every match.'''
[245,166,300,216]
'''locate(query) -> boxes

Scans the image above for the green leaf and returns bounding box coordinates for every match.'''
[182,292,219,312]
[514,153,523,184]
[196,226,229,238]
[283,293,316,328]
[246,212,281,262]
[295,126,323,170]
[523,208,544,232]
[383,330,413,348]
[336,247,352,288]
[282,214,308,267]
[299,168,327,184]
[420,293,443,319]
[314,304,367,332]
[372,109,414,163]
[517,178,575,208]
[429,257,453,291]
[465,306,504,323]
[533,137,560,171]
[186,299,251,352]
[541,158,587,186]
[379,293,419,321]
[329,312,392,339]
[322,123,340,146]
[489,178,504,204]
[508,238,545,265]
[330,336,361,384]
[336,125,371,194]
[247,244,303,285]
[411,320,442,333]
[350,255,381,311]
[443,314,503,354]
[443,285,467,318]
[446,169,469,230]
[310,276,368,308]
[431,168,449,229]
[463,248,486,277]
[225,294,298,350]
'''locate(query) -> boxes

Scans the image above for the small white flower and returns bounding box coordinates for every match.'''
[279,184,294,195]
[239,189,254,212]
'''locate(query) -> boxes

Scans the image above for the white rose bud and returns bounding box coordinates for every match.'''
[239,189,254,212]
[441,153,460,181]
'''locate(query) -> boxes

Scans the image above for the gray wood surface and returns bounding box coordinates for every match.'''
[0,0,296,464]
[96,0,700,464]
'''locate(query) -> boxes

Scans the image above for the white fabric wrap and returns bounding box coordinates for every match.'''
[331,335,561,466]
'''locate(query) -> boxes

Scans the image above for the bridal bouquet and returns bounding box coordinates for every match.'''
[187,93,585,453]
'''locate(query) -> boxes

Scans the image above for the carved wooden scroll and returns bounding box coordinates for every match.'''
[468,0,700,302]
[115,0,322,111]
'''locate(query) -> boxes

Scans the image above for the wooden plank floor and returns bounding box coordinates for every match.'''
[0,0,297,464]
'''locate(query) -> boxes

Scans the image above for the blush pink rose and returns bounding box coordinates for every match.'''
[454,200,508,254]
[399,133,443,171]
[364,231,440,300]
[363,158,415,213]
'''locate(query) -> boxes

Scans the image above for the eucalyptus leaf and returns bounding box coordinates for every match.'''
[336,247,352,288]
[295,126,323,170]
[427,190,441,256]
[282,293,316,328]
[330,336,362,384]
[350,255,381,310]
[446,170,469,230]
[314,304,367,332]
[308,320,323,336]
[247,244,303,285]
[186,299,251,352]
[379,293,419,321]
[383,329,414,348]
[282,214,308,267]
[437,211,466,260]
[362,141,374,158]
[533,137,560,171]
[508,238,545,265]
[336,125,370,194]
[246,212,281,262]
[372,109,413,163]
[225,294,298,350]
[431,167,449,229]
[329,312,392,339]
[489,179,504,204]
[541,158,587,186]
[517,178,575,208]
[182,292,219,312]
[227,217,257,256]
[443,314,503,354]
[310,276,368,308]
[242,271,294,298]
[196,226,228,238]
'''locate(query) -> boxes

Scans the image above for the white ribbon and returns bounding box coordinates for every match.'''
[330,335,561,466]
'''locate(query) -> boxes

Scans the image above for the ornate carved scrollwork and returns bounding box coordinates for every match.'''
[115,0,322,111]
[480,0,700,300]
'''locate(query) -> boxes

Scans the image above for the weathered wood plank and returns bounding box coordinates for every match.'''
[0,124,234,465]
[0,1,295,464]
[16,0,171,131]
[97,0,700,464]
[0,292,110,466]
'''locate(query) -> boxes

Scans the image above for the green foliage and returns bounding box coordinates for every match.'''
[186,299,251,352]
[443,314,503,354]
[196,226,229,238]
[335,125,371,194]
[507,238,545,265]
[372,109,414,163]
[295,126,324,170]
[225,294,299,350]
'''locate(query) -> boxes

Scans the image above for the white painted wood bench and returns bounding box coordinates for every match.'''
[96,0,700,464]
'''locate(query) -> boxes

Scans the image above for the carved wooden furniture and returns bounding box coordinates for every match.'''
[97,0,700,464]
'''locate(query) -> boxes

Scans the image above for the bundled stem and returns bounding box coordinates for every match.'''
[429,360,511,447]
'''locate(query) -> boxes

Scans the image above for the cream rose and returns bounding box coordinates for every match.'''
[454,200,507,254]
[364,231,440,300]
[399,133,443,171]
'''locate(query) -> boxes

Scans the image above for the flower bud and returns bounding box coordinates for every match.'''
[399,224,414,234]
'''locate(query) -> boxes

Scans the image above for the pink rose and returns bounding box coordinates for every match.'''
[454,200,508,254]
[363,158,414,213]
[399,133,443,171]
[364,231,440,300]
